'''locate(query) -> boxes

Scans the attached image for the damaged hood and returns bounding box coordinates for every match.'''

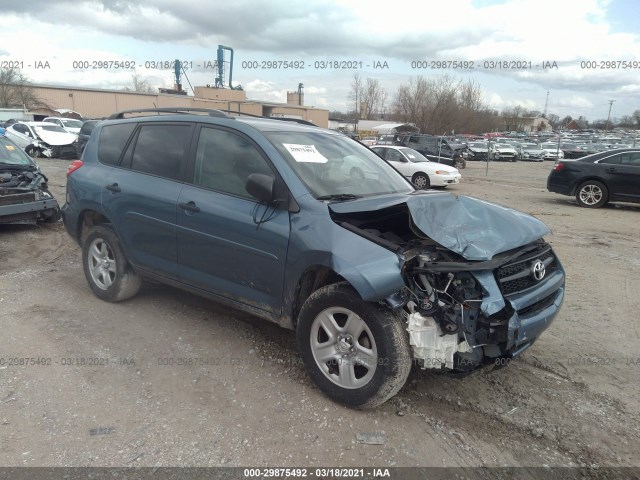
[329,192,551,261]
[33,127,76,146]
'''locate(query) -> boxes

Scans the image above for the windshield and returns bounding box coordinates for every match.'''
[62,119,83,129]
[0,137,34,165]
[469,142,487,148]
[266,131,414,198]
[35,125,67,133]
[398,147,429,163]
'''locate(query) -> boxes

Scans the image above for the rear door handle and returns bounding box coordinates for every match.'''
[605,167,616,173]
[178,201,200,213]
[105,183,121,193]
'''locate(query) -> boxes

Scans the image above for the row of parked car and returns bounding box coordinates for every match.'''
[360,131,637,165]
[1,117,100,159]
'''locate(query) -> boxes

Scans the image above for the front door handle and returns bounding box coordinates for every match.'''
[605,167,616,173]
[179,201,200,213]
[105,183,121,193]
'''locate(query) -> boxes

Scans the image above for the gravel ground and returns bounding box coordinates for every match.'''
[0,158,639,470]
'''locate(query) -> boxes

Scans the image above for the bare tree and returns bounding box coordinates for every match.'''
[501,105,529,131]
[547,113,560,129]
[123,73,157,93]
[392,75,498,134]
[348,73,364,129]
[0,67,48,110]
[359,78,387,120]
[392,76,432,132]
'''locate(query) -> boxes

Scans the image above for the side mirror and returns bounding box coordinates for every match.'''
[246,173,275,204]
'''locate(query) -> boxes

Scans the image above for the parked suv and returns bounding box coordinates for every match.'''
[398,134,467,169]
[62,108,565,408]
[76,119,102,156]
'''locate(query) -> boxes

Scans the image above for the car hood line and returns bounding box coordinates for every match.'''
[329,192,551,261]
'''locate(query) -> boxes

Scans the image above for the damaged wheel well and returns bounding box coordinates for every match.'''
[291,266,346,328]
[79,210,112,243]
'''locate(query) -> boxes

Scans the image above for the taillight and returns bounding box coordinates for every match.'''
[67,160,84,176]
[553,162,565,171]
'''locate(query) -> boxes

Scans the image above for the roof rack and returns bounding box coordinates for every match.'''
[108,108,230,120]
[222,110,317,126]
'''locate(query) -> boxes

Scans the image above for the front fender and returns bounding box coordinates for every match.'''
[283,200,404,306]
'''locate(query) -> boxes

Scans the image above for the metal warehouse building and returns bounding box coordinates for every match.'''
[28,84,329,127]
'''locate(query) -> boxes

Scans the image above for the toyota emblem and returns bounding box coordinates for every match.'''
[531,260,546,281]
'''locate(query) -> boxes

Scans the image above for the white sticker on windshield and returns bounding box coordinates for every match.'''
[283,144,328,163]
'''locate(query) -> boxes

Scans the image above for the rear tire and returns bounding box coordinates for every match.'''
[297,283,412,409]
[82,225,141,302]
[576,180,608,208]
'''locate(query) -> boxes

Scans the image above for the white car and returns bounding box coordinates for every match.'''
[4,122,78,158]
[361,136,378,146]
[540,142,565,160]
[489,143,518,161]
[371,146,461,188]
[42,117,83,135]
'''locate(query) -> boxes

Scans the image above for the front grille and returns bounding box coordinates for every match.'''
[517,292,558,317]
[495,246,557,296]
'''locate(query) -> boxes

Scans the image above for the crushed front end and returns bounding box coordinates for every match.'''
[0,168,60,224]
[329,192,565,372]
[401,241,564,370]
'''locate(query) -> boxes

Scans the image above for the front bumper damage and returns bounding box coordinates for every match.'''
[400,242,564,371]
[0,169,60,224]
[329,192,565,372]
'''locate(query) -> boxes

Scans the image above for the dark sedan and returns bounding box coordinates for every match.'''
[547,149,640,208]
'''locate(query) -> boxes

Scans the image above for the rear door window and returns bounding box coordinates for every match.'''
[130,124,192,180]
[620,152,640,166]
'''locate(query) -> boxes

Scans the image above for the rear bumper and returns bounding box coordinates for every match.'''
[61,202,80,243]
[547,178,573,195]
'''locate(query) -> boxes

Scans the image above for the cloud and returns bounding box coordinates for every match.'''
[1,0,638,119]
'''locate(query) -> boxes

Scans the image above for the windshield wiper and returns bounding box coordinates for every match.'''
[316,193,360,202]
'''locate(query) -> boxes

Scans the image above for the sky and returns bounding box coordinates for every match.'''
[0,0,639,122]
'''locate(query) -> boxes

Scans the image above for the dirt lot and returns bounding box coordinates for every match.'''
[1,158,639,469]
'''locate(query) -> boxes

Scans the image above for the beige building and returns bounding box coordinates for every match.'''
[29,84,329,127]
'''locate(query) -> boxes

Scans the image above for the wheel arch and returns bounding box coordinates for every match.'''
[78,209,113,243]
[290,265,348,328]
[570,176,610,196]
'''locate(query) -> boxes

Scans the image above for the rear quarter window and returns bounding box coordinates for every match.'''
[97,123,136,166]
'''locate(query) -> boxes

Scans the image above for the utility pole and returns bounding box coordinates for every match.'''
[606,100,615,130]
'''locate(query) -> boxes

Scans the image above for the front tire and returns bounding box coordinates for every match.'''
[26,145,42,158]
[82,225,141,302]
[576,180,608,208]
[454,158,466,169]
[412,172,430,189]
[297,283,411,408]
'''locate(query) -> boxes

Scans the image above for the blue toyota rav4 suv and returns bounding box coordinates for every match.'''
[62,108,565,408]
